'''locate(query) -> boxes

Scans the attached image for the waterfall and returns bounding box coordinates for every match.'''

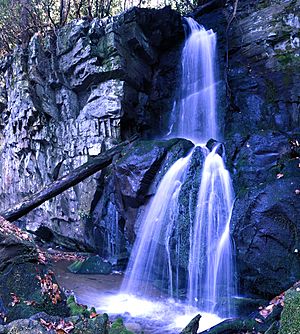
[122,152,193,295]
[174,17,217,143]
[121,17,235,318]
[188,145,235,316]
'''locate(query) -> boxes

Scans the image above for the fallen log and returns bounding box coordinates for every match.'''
[1,136,138,222]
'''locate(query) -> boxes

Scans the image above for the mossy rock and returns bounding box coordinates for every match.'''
[0,319,49,334]
[108,318,134,334]
[0,262,69,322]
[72,314,109,334]
[279,285,300,334]
[66,295,97,318]
[68,255,112,274]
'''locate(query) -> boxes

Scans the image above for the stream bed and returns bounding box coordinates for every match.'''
[54,261,223,333]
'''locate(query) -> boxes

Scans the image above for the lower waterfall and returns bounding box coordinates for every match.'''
[188,145,235,317]
[121,151,193,296]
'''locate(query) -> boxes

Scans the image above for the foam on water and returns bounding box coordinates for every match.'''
[92,293,223,333]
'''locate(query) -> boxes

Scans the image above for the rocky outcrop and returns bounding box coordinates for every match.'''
[226,0,300,135]
[0,7,183,247]
[88,138,194,259]
[223,0,300,298]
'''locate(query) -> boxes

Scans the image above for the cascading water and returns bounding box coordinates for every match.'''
[108,16,235,330]
[173,17,217,143]
[187,145,235,317]
[122,152,193,296]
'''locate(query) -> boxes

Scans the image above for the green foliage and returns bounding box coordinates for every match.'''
[67,295,95,317]
[0,0,207,56]
[279,287,300,334]
[109,318,134,334]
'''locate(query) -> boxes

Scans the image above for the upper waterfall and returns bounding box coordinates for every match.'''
[173,17,217,143]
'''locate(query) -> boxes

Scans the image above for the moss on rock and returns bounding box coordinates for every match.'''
[108,318,134,334]
[279,285,300,334]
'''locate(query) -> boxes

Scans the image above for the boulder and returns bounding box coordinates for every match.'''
[114,138,194,209]
[180,314,201,334]
[0,319,50,334]
[229,130,300,298]
[89,138,194,258]
[232,177,300,298]
[0,217,69,322]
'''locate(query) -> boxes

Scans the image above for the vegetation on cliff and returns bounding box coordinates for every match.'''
[0,0,209,56]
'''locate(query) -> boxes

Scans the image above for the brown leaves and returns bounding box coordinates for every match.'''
[9,293,20,307]
[269,292,285,306]
[258,304,274,318]
[24,300,37,306]
[9,293,38,308]
[0,217,33,242]
[48,250,87,263]
[40,319,74,333]
[38,250,47,264]
[56,320,75,333]
[257,291,285,320]
[89,311,97,319]
[37,272,62,304]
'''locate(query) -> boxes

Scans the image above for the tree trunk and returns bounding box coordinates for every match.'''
[20,0,31,47]
[1,137,137,222]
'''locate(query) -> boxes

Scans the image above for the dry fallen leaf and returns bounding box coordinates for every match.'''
[9,293,20,307]
[24,300,36,306]
[90,312,97,319]
[37,273,62,304]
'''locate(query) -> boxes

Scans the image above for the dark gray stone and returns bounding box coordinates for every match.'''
[232,177,300,298]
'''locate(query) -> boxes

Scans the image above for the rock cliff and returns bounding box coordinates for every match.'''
[225,0,300,298]
[0,7,183,247]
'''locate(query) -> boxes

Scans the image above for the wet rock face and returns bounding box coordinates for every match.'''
[226,0,300,135]
[194,0,300,299]
[230,131,300,299]
[222,0,300,298]
[0,7,183,246]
